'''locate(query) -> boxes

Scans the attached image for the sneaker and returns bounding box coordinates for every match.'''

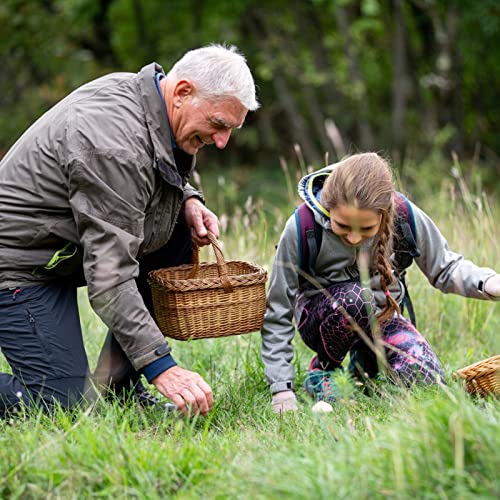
[133,383,177,412]
[134,384,161,407]
[304,355,339,402]
[114,381,177,412]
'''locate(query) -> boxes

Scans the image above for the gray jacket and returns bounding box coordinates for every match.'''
[0,62,202,370]
[261,164,498,394]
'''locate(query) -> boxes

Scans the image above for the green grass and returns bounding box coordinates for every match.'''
[0,160,499,499]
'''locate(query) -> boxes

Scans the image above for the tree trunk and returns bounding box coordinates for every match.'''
[391,0,410,155]
[412,0,462,155]
[132,0,154,58]
[76,0,119,67]
[334,5,375,149]
[292,0,346,160]
[243,10,320,164]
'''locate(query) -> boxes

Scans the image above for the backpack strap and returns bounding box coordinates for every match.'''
[393,192,420,326]
[295,203,322,286]
[394,193,420,268]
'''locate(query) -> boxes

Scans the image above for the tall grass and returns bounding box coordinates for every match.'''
[0,158,499,499]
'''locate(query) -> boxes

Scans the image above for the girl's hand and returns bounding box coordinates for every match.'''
[484,274,500,297]
[271,390,298,414]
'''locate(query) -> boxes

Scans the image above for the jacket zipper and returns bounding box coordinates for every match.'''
[346,247,360,279]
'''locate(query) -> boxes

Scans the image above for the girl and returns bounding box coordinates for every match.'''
[261,153,500,414]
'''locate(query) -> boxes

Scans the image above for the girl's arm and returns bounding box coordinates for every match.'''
[410,201,499,301]
[261,215,301,394]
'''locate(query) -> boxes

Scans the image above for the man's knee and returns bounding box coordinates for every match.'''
[0,374,92,418]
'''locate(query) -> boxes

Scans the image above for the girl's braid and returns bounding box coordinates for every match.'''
[374,198,400,323]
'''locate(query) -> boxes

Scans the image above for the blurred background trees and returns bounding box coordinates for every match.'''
[1,0,499,180]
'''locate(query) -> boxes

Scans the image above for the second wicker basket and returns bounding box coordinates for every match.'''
[455,354,500,397]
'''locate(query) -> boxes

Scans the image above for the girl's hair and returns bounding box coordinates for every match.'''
[320,152,400,323]
[166,44,260,111]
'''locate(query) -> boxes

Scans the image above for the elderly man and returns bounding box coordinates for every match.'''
[0,44,259,418]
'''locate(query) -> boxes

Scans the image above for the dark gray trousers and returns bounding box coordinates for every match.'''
[0,220,192,417]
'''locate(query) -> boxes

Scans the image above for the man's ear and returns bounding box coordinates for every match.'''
[173,80,194,107]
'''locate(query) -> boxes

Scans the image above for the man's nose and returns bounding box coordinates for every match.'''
[213,129,232,149]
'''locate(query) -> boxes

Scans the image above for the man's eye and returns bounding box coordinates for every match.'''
[210,120,227,130]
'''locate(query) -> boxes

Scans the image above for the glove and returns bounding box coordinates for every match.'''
[271,390,298,415]
[484,274,500,297]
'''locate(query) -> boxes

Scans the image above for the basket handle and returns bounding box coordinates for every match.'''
[188,231,233,293]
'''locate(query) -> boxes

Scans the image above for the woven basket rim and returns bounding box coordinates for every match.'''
[148,260,267,291]
[455,354,500,380]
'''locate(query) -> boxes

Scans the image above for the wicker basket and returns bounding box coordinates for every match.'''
[455,355,500,397]
[148,232,267,340]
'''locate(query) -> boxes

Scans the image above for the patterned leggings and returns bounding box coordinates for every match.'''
[297,281,445,386]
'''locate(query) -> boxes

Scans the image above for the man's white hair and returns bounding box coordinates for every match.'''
[167,44,259,111]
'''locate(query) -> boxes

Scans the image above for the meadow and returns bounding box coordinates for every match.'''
[0,156,499,499]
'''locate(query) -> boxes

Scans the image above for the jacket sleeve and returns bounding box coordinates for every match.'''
[183,182,204,203]
[261,215,301,394]
[68,155,171,370]
[411,201,499,301]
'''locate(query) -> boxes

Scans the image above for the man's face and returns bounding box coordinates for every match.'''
[170,83,248,155]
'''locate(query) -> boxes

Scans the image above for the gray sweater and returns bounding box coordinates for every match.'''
[261,164,498,394]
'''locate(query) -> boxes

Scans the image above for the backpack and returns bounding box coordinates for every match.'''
[294,192,421,325]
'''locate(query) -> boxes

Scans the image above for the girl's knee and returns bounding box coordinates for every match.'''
[382,321,445,386]
[328,282,375,325]
[387,348,446,387]
[390,366,446,387]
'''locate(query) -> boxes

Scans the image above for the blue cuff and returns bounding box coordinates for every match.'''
[142,354,177,383]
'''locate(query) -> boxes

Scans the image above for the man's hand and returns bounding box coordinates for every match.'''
[484,274,500,297]
[271,390,298,415]
[183,197,219,247]
[152,365,213,417]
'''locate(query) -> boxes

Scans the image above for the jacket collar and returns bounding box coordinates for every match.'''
[137,62,196,187]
